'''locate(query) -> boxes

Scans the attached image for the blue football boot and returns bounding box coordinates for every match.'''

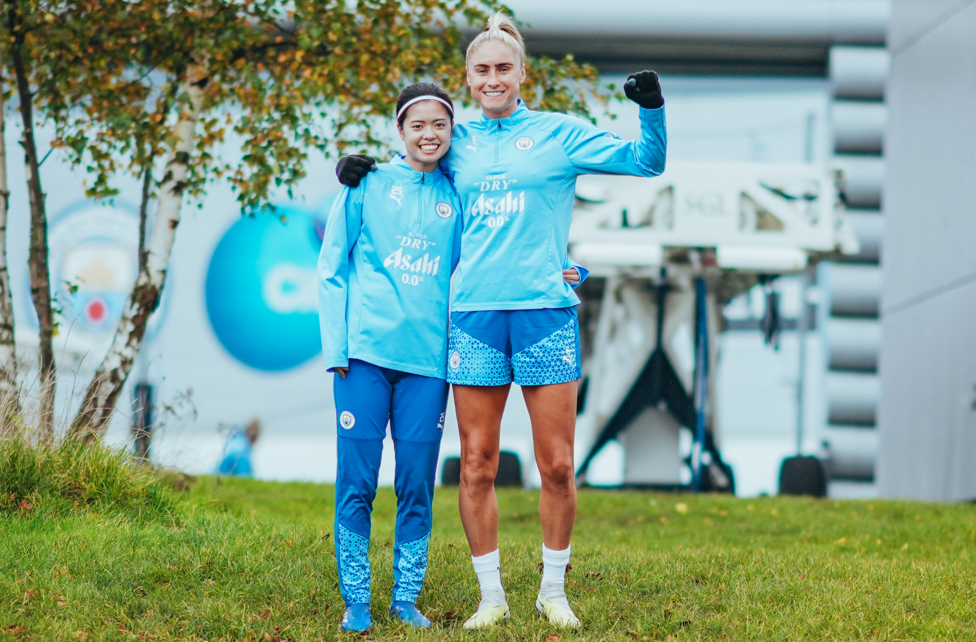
[340,603,373,633]
[390,601,432,629]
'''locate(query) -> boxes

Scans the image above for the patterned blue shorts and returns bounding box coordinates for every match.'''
[447,307,582,386]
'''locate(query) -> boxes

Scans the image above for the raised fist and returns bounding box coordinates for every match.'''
[624,70,664,110]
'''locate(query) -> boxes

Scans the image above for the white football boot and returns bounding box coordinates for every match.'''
[535,595,581,628]
[462,601,511,629]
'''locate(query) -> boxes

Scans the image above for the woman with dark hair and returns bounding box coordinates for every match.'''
[336,11,666,630]
[318,82,461,632]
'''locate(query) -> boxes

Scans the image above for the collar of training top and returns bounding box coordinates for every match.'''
[476,99,530,129]
[390,154,446,183]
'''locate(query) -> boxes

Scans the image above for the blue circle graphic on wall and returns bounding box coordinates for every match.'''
[205,202,332,372]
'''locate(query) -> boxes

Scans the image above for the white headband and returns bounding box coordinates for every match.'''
[395,95,454,123]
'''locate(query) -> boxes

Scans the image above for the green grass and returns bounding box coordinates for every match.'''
[2,470,976,640]
[0,438,182,521]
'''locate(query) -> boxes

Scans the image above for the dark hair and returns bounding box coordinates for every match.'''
[395,82,454,129]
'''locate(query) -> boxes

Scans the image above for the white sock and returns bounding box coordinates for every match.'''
[539,544,573,609]
[471,549,506,607]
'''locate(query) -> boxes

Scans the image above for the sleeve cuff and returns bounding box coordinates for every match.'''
[639,103,665,123]
[573,264,590,288]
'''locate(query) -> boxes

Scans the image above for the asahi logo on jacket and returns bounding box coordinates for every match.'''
[471,191,525,216]
[384,234,441,277]
[471,175,524,217]
[383,248,441,276]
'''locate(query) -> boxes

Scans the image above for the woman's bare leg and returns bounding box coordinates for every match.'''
[453,383,510,556]
[522,380,581,626]
[522,381,578,549]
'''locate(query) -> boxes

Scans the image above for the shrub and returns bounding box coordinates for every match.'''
[0,437,183,522]
[0,437,45,509]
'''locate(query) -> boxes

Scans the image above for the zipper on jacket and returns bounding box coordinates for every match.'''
[494,119,501,165]
[418,170,427,231]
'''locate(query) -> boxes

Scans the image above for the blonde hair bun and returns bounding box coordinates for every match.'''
[466,11,527,66]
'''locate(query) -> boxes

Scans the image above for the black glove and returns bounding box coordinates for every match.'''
[335,154,377,188]
[624,70,664,110]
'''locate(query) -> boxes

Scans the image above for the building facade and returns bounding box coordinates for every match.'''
[876,0,976,501]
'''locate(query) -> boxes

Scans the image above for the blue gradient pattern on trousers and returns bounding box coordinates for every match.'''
[336,524,371,605]
[318,155,463,379]
[333,359,445,606]
[393,533,431,603]
[447,308,582,386]
[443,102,666,312]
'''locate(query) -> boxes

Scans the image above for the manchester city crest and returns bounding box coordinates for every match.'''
[435,202,454,218]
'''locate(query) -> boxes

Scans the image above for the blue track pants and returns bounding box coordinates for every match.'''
[333,359,447,606]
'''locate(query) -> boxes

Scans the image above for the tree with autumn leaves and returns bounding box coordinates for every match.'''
[0,0,609,442]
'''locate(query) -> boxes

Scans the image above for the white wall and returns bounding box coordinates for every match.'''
[876,0,976,501]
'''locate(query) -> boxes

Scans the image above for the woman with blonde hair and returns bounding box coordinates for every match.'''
[336,11,666,629]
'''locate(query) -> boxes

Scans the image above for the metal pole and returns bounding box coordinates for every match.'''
[795,270,809,455]
[692,276,708,491]
[797,112,815,453]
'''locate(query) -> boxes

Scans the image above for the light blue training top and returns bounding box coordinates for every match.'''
[215,430,253,477]
[318,156,464,379]
[443,101,666,311]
